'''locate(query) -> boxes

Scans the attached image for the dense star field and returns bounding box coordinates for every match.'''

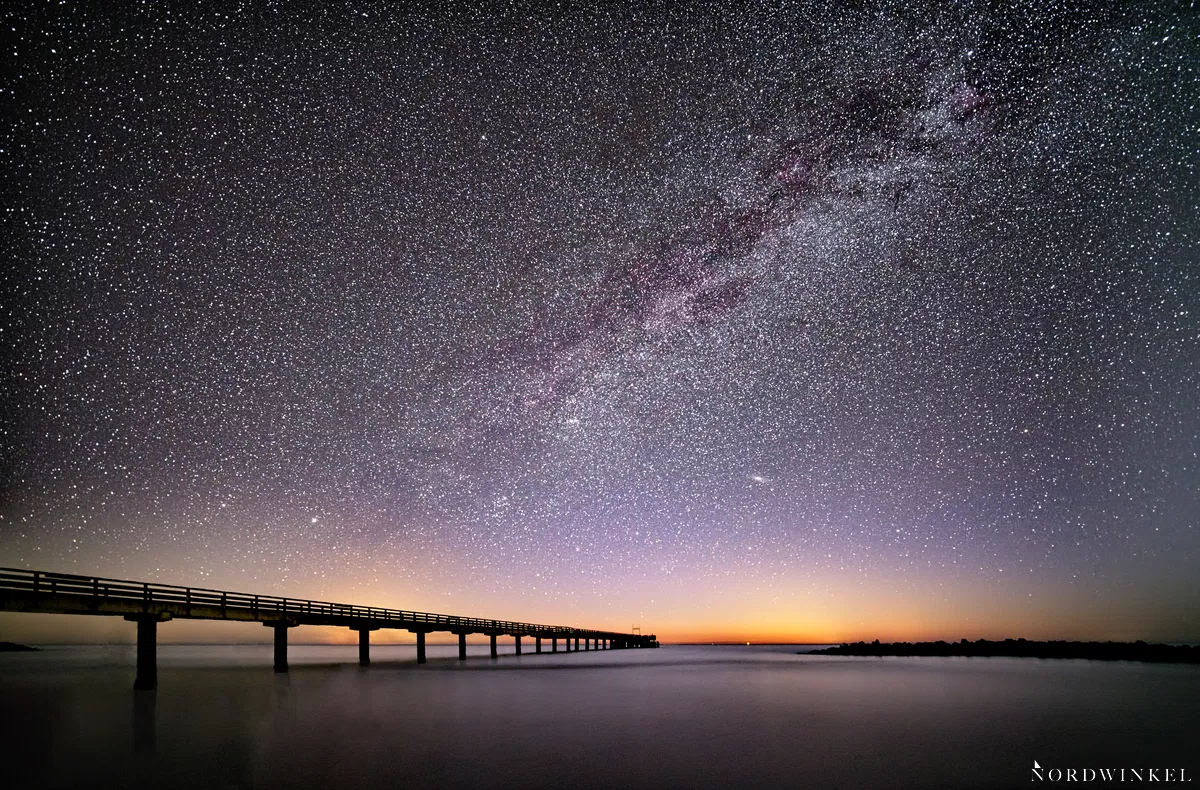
[2,1,1197,643]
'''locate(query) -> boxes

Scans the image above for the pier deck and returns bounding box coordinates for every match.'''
[0,567,657,688]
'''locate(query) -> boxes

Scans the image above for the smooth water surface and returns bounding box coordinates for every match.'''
[2,644,1197,788]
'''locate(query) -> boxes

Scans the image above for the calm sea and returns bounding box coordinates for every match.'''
[2,644,1197,788]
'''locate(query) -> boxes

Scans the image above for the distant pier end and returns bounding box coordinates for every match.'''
[0,568,659,689]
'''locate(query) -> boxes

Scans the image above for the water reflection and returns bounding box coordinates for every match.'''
[132,689,155,755]
[2,645,1196,789]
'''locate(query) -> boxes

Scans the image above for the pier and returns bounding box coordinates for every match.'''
[0,568,658,689]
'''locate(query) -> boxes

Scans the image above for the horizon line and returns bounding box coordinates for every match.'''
[9,638,1198,647]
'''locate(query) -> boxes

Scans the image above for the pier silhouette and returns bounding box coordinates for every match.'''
[0,568,657,689]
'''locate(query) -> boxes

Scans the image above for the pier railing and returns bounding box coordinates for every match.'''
[0,567,620,638]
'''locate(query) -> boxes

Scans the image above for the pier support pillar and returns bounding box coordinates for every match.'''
[575,636,580,651]
[490,633,498,659]
[132,617,157,690]
[552,637,558,653]
[266,621,294,673]
[136,618,157,689]
[536,637,542,654]
[586,638,591,651]
[416,631,426,664]
[515,635,522,655]
[458,632,467,661]
[125,612,170,690]
[356,628,372,665]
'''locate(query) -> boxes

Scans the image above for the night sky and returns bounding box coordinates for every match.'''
[3,1,1198,644]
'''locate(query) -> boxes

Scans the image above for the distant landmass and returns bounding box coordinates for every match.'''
[0,641,38,652]
[805,639,1198,663]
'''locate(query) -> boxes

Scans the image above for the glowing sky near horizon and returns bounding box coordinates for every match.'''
[2,1,1198,644]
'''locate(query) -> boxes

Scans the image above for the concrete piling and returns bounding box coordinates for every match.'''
[357,628,370,665]
[273,623,289,673]
[125,612,170,690]
[134,617,157,690]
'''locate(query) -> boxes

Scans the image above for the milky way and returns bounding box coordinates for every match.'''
[3,1,1198,640]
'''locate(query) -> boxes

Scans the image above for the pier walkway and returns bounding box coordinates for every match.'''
[0,567,658,689]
